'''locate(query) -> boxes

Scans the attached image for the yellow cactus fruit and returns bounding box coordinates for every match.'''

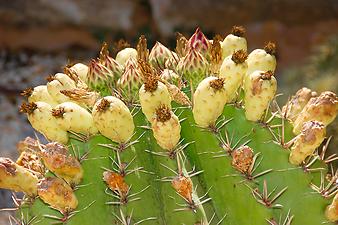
[37,177,78,213]
[244,70,277,121]
[0,157,38,196]
[52,102,98,135]
[289,121,326,165]
[19,102,69,144]
[152,105,181,151]
[193,76,227,128]
[92,96,135,144]
[293,91,338,134]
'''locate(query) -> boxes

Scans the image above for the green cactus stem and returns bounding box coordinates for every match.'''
[1,27,337,225]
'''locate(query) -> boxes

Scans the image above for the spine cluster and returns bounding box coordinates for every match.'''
[0,26,337,225]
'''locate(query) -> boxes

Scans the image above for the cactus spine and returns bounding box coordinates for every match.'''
[0,27,338,225]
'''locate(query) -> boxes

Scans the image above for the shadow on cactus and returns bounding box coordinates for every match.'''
[1,26,338,225]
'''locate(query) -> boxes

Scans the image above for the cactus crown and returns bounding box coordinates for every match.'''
[209,78,225,90]
[46,75,55,82]
[1,26,338,225]
[261,70,274,80]
[99,42,110,61]
[144,76,158,92]
[210,35,223,65]
[96,98,110,112]
[63,66,80,83]
[264,41,277,56]
[19,102,37,114]
[231,49,248,64]
[136,35,149,62]
[175,32,188,57]
[187,27,210,53]
[155,105,172,122]
[51,107,65,118]
[231,25,246,37]
[21,87,33,97]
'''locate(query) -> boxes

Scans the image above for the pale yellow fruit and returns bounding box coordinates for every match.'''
[139,81,171,122]
[47,73,76,103]
[41,142,83,185]
[28,85,58,107]
[221,34,247,60]
[282,87,317,123]
[219,55,248,102]
[247,49,276,76]
[0,157,38,196]
[326,192,338,222]
[193,76,227,128]
[293,91,338,134]
[289,121,326,165]
[26,102,69,144]
[37,177,78,212]
[152,109,181,151]
[244,70,277,121]
[115,47,137,66]
[70,63,88,83]
[92,96,134,143]
[52,102,97,135]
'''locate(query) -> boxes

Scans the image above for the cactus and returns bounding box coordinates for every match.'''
[1,27,338,225]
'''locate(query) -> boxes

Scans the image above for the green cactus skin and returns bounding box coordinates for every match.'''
[2,28,337,225]
[15,105,335,225]
[19,135,115,225]
[181,105,333,225]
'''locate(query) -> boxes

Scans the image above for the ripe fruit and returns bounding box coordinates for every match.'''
[244,70,277,121]
[115,47,138,66]
[22,85,58,107]
[193,76,227,127]
[221,25,247,59]
[92,96,134,144]
[47,73,77,103]
[246,42,277,76]
[1,27,337,225]
[152,105,181,151]
[219,50,248,102]
[20,102,69,144]
[139,79,172,123]
[52,102,98,135]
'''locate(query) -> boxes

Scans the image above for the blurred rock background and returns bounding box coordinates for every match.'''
[0,0,338,223]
